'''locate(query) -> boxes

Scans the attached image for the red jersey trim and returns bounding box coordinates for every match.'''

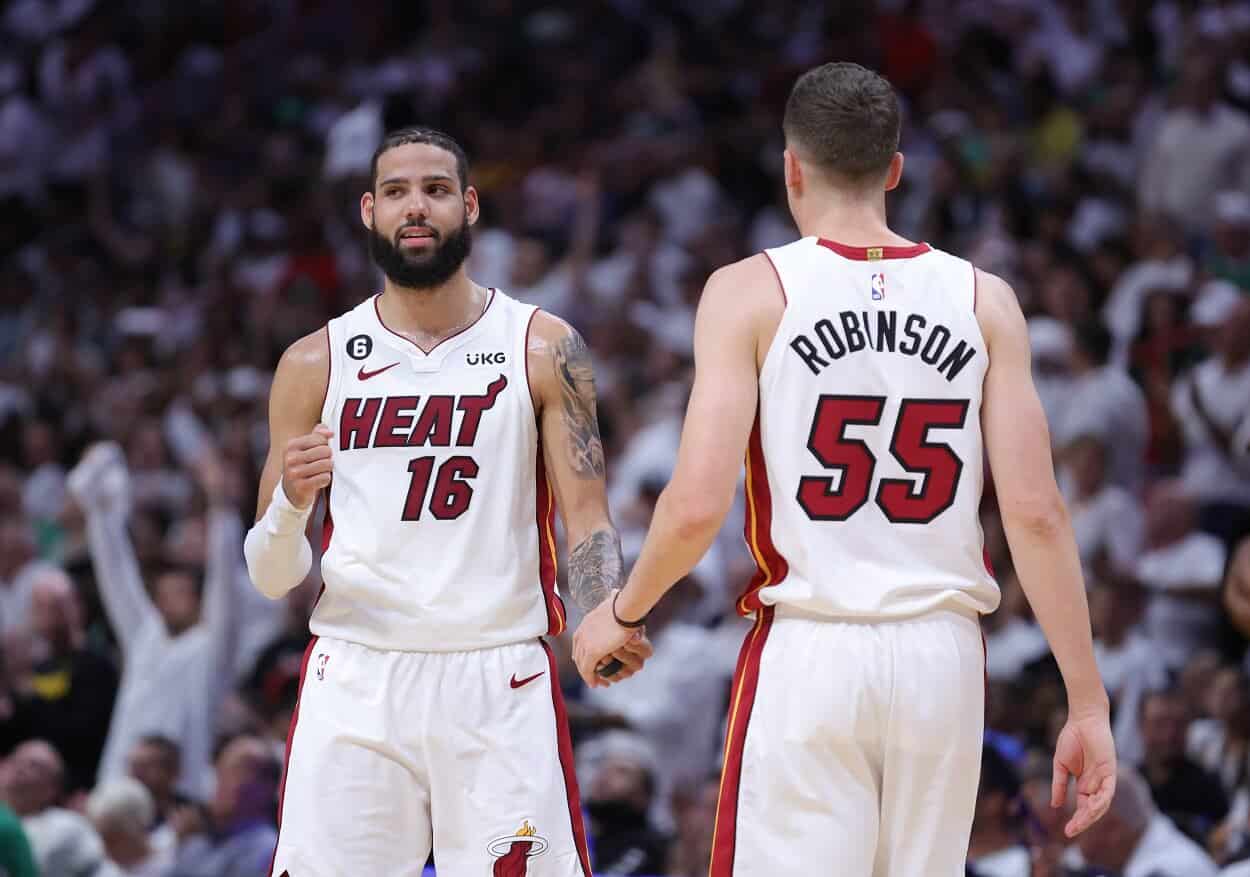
[535,440,565,636]
[817,238,931,261]
[372,287,497,356]
[318,325,332,420]
[737,413,789,616]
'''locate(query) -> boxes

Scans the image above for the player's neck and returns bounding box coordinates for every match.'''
[378,272,486,340]
[794,193,912,249]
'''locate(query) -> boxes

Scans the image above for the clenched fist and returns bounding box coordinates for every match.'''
[283,425,334,509]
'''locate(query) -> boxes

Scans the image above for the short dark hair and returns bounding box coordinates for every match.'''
[136,734,181,767]
[369,127,469,192]
[1140,686,1186,722]
[1073,319,1112,365]
[783,62,901,182]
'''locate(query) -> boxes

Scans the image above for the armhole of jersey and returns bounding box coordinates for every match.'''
[319,320,340,426]
[966,261,991,376]
[521,304,542,429]
[762,250,787,307]
[757,249,790,389]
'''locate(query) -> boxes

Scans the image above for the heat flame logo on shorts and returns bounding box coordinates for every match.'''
[488,820,549,876]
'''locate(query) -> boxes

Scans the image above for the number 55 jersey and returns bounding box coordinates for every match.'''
[314,289,566,651]
[744,237,1000,621]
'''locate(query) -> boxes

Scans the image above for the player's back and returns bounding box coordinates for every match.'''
[314,289,564,651]
[742,237,998,620]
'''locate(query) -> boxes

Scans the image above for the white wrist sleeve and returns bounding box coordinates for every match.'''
[244,480,315,599]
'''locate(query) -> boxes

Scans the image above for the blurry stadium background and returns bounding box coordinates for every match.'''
[2,0,1250,875]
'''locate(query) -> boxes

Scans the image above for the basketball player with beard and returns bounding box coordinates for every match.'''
[246,127,650,876]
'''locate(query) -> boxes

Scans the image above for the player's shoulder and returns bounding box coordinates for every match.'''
[972,267,1025,340]
[973,267,1016,308]
[277,329,327,369]
[701,253,785,316]
[526,308,579,348]
[278,327,330,375]
[525,310,590,398]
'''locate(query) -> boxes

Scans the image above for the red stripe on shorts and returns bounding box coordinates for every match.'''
[540,641,592,875]
[268,635,318,877]
[709,606,775,877]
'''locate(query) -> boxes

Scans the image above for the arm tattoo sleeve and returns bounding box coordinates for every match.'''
[567,527,624,610]
[552,330,606,478]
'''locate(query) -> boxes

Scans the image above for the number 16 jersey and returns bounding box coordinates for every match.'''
[314,289,566,652]
[742,237,999,620]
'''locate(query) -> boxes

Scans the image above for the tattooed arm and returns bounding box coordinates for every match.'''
[527,312,625,611]
[529,311,648,681]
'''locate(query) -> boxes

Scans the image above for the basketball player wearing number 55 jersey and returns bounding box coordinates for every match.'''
[574,64,1117,876]
[245,128,650,877]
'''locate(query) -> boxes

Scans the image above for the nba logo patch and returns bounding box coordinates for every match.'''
[871,273,886,301]
[315,653,329,681]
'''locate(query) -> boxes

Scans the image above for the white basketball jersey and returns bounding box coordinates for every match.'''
[315,289,565,651]
[742,237,999,620]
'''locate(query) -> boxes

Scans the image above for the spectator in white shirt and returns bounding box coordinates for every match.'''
[983,572,1049,683]
[1059,319,1150,490]
[1074,765,1218,877]
[1135,481,1228,669]
[1090,582,1167,765]
[68,443,243,799]
[1139,49,1250,234]
[1172,299,1250,543]
[1060,433,1145,575]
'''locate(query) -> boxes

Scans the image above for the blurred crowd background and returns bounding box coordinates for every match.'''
[2,0,1250,875]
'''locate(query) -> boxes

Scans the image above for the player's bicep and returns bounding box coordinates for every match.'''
[978,275,1064,521]
[668,271,761,511]
[532,317,612,531]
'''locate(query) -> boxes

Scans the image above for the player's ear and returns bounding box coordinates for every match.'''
[463,185,480,226]
[360,191,375,230]
[884,152,904,192]
[783,148,802,196]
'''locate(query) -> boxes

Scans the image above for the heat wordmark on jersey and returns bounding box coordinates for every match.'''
[338,375,507,449]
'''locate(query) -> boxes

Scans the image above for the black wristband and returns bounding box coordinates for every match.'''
[612,591,648,628]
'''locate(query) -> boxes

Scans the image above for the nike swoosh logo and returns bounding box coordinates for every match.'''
[358,362,400,381]
[510,671,544,689]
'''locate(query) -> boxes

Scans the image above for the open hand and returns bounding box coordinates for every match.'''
[1051,708,1117,837]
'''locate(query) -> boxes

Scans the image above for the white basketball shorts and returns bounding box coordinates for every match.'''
[269,636,591,877]
[710,606,986,876]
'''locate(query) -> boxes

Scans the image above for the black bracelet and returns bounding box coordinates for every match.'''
[612,591,648,628]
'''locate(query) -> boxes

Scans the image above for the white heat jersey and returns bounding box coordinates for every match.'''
[740,237,999,621]
[314,289,565,652]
